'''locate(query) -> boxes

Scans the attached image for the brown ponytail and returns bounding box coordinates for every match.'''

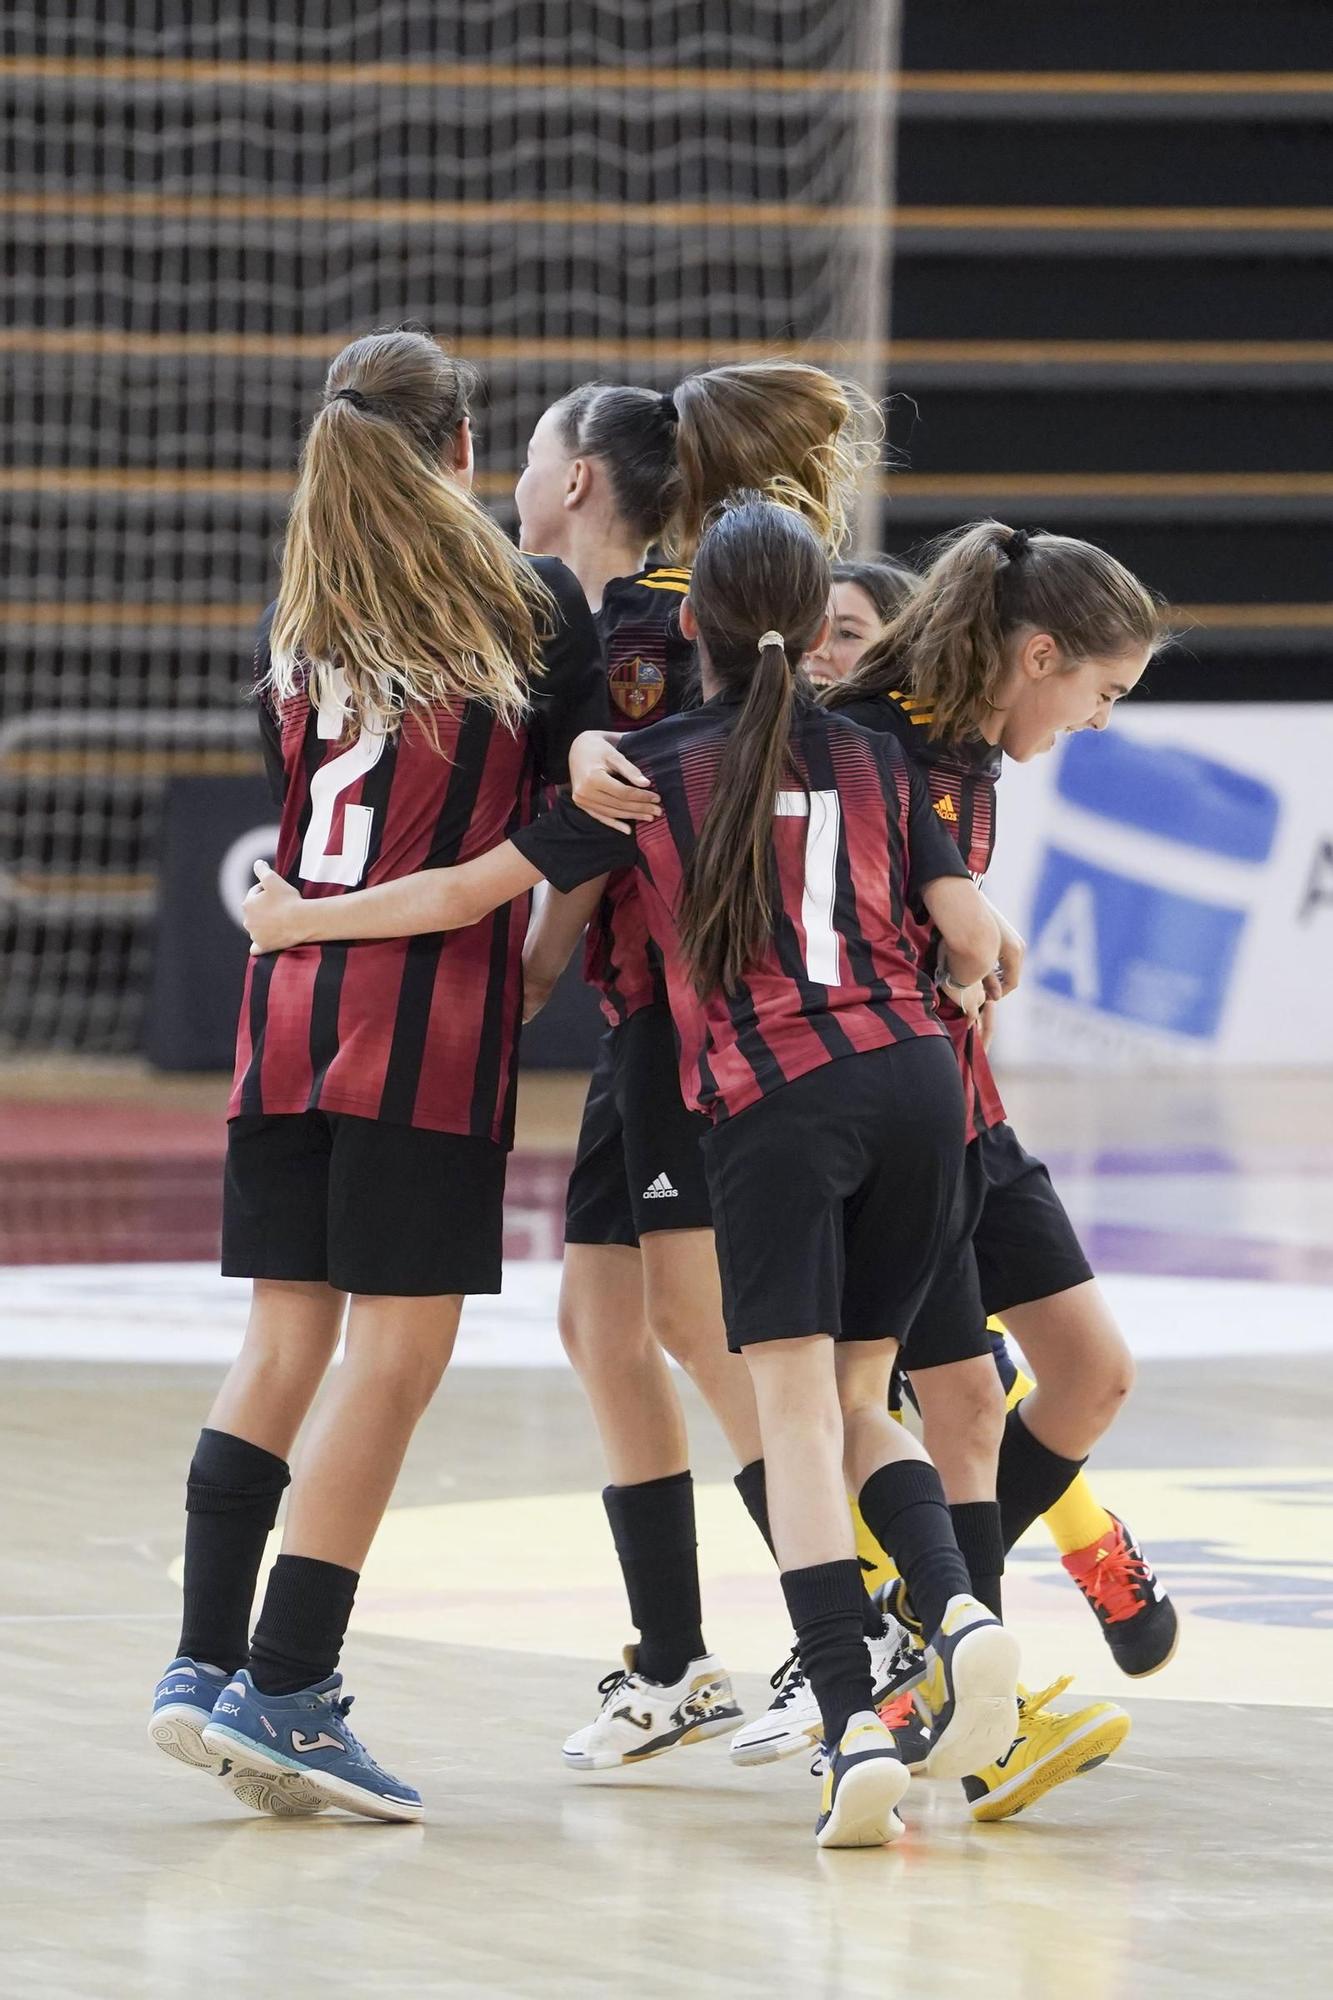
[268,328,550,742]
[665,361,882,562]
[676,498,832,998]
[828,520,1167,740]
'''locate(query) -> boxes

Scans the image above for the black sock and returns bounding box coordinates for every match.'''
[603,1472,705,1686]
[998,1406,1086,1553]
[733,1459,776,1558]
[248,1554,360,1695]
[735,1457,882,1637]
[780,1560,874,1750]
[857,1461,973,1640]
[949,1501,1005,1621]
[177,1428,290,1673]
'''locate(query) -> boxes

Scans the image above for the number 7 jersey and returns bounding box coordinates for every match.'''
[512,694,971,1122]
[229,556,607,1143]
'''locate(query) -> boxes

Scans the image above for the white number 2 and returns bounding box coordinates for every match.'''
[776,789,842,986]
[299,672,386,887]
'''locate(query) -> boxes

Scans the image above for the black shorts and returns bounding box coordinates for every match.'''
[564,1004,713,1248]
[971,1121,1094,1315]
[701,1038,967,1353]
[222,1111,507,1297]
[899,1142,992,1372]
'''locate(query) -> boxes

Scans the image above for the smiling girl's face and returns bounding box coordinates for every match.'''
[992,633,1151,761]
[805,580,890,684]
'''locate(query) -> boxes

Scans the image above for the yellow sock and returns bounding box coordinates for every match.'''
[1001,1351,1116,1558]
[1043,1474,1115,1558]
[851,1499,898,1594]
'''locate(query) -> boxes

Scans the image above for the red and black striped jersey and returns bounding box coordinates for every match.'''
[229,555,607,1144]
[584,565,697,1026]
[512,695,969,1122]
[835,688,1005,1140]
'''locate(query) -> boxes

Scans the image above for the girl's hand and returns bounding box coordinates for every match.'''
[243,861,309,954]
[943,975,987,1025]
[984,901,1026,999]
[569,729,661,834]
[977,997,998,1050]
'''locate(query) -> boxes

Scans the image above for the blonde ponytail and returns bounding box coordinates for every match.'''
[829,520,1167,740]
[268,330,550,742]
[665,361,882,562]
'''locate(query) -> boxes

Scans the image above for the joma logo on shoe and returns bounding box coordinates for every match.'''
[291,1730,343,1754]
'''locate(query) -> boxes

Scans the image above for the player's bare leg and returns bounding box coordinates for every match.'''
[640,1227,763,1466]
[206,1278,346,1460]
[558,1242,688,1482]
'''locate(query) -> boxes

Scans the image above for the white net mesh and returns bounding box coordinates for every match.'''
[1,2,898,1052]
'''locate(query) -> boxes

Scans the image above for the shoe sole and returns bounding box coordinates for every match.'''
[729,1717,824,1768]
[216,1759,330,1817]
[202,1723,423,1823]
[148,1706,227,1775]
[815,1754,911,1850]
[1113,1618,1180,1680]
[923,1624,1021,1780]
[970,1709,1132,1823]
[565,1708,740,1773]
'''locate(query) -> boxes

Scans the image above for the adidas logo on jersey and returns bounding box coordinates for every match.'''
[642,1173,678,1199]
[933,794,959,824]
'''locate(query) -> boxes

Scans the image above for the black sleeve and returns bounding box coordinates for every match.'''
[524,555,610,785]
[509,794,637,893]
[905,762,971,899]
[252,601,287,807]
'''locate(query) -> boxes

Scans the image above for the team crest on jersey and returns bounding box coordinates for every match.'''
[609,655,666,721]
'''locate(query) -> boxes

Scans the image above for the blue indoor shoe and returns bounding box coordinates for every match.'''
[202,1670,423,1822]
[148,1657,231,1772]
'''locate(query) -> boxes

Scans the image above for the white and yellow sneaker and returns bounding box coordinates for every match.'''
[911,1595,1020,1779]
[962,1678,1131,1822]
[563,1648,742,1771]
[814,1711,911,1849]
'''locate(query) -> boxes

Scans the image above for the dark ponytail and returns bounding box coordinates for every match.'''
[676,498,831,998]
[552,383,680,544]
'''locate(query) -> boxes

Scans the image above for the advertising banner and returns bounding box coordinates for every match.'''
[983,705,1333,1068]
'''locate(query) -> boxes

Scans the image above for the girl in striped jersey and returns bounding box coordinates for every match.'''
[244,497,1021,1850]
[823,538,1180,1698]
[826,523,1176,1818]
[508,367,913,1759]
[148,330,606,1822]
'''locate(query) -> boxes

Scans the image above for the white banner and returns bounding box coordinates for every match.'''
[983,704,1333,1068]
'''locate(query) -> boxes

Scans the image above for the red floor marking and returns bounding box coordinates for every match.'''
[0,1101,575,1264]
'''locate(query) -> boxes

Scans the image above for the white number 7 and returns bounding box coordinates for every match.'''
[776,789,842,986]
[300,671,386,886]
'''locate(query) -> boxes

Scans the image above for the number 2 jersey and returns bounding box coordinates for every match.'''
[834,687,1005,1142]
[583,564,696,1025]
[229,556,607,1144]
[512,694,970,1122]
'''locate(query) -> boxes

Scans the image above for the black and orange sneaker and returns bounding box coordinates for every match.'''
[1062,1513,1178,1677]
[877,1688,931,1770]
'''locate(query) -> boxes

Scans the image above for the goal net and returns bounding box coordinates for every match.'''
[0,1,898,1053]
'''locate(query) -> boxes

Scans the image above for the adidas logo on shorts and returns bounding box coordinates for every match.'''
[642,1173,678,1199]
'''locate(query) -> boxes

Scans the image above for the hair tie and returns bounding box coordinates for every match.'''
[758,629,786,651]
[1003,528,1030,562]
[659,393,679,426]
[330,387,367,410]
